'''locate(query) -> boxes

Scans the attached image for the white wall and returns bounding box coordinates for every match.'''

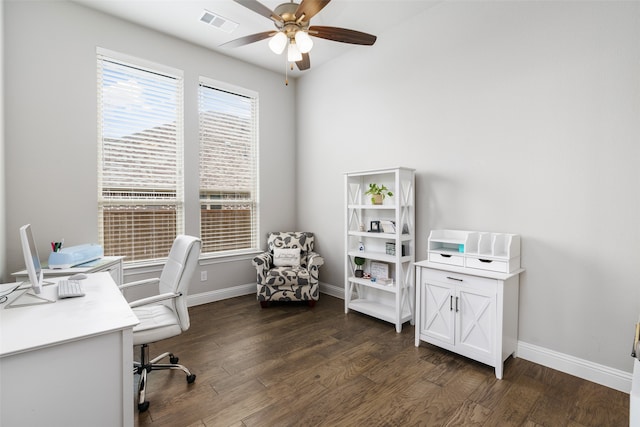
[297,1,640,375]
[0,0,6,282]
[3,1,297,294]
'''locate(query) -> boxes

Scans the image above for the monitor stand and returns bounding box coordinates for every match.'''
[5,289,55,309]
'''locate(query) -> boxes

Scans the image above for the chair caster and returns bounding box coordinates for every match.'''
[187,373,196,383]
[170,355,179,364]
[138,401,150,412]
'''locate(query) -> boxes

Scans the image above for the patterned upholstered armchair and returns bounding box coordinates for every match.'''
[252,232,324,307]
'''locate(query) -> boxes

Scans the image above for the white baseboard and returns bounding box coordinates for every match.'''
[186,282,341,307]
[319,281,344,299]
[185,282,632,394]
[187,283,255,306]
[517,341,632,393]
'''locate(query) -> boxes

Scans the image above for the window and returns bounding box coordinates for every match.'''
[97,50,184,263]
[198,78,258,255]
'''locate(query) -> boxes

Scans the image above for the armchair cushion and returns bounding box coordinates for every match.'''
[267,266,310,286]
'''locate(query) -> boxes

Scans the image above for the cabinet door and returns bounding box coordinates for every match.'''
[421,281,455,345]
[456,287,495,361]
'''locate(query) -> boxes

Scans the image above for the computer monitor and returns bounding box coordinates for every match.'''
[19,224,44,294]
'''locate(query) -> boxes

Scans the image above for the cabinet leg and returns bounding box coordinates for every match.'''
[495,363,503,380]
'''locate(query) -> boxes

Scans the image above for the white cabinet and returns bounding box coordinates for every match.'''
[415,261,523,379]
[344,167,415,332]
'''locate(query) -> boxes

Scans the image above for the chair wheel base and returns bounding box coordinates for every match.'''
[187,373,196,383]
[138,401,150,412]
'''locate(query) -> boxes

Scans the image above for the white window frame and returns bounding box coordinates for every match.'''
[97,48,185,264]
[198,77,259,257]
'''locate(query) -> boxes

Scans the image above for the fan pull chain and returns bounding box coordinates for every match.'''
[284,57,289,86]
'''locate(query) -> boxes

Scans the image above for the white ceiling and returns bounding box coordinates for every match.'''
[73,0,440,77]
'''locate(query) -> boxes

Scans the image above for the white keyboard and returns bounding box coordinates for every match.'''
[57,280,85,298]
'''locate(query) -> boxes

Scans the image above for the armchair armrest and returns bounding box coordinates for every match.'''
[252,252,272,271]
[308,251,324,268]
[128,292,179,308]
[118,277,160,291]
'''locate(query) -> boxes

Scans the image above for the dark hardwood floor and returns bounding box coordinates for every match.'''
[134,294,629,427]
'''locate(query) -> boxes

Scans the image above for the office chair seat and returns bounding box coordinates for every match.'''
[132,305,182,346]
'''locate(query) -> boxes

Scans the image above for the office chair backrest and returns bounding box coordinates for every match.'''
[159,235,201,332]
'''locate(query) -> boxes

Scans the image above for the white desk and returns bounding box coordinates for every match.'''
[0,272,139,426]
[12,255,125,285]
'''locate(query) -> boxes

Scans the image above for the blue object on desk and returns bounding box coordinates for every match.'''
[48,244,103,269]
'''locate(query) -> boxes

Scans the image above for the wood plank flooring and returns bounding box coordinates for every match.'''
[134,294,629,427]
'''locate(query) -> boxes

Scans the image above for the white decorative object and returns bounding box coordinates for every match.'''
[344,167,415,333]
[370,261,389,279]
[380,221,396,233]
[272,248,301,267]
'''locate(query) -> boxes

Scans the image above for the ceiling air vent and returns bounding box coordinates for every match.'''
[200,10,238,34]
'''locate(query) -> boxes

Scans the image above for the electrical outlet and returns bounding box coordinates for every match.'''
[200,271,207,282]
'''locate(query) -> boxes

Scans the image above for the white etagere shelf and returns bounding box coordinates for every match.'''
[344,167,415,332]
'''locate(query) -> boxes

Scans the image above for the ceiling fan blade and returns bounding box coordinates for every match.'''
[294,0,331,22]
[233,0,283,23]
[296,53,311,71]
[309,26,377,45]
[220,31,275,48]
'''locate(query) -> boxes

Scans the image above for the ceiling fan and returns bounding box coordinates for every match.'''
[221,0,377,73]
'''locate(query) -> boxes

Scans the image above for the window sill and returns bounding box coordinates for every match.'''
[122,249,262,272]
[199,250,262,266]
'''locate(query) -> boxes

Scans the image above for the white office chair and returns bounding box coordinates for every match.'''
[118,235,201,412]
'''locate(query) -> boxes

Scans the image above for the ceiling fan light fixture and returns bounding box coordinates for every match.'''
[294,30,313,53]
[287,42,302,62]
[268,31,287,54]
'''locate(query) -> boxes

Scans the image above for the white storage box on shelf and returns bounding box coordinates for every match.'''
[428,230,520,273]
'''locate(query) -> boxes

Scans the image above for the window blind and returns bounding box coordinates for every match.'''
[97,53,184,262]
[198,80,258,255]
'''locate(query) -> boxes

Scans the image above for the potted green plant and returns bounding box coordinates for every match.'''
[365,183,393,205]
[354,256,365,278]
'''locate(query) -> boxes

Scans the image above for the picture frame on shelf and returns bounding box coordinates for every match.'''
[385,242,396,255]
[370,261,389,279]
[385,243,406,256]
[369,221,381,232]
